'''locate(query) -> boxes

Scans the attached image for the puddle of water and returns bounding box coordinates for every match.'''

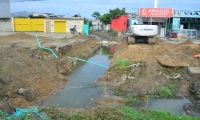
[140,97,190,115]
[134,96,200,118]
[43,46,112,109]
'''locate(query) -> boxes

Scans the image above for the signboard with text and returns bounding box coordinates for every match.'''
[173,10,200,18]
[139,8,173,18]
[172,18,180,30]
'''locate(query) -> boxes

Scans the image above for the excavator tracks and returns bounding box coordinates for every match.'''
[127,37,135,44]
[148,37,156,45]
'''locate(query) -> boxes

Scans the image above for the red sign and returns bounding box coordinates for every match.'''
[139,8,173,18]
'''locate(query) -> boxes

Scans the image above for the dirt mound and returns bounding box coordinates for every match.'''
[178,39,194,46]
[98,38,200,97]
[173,44,200,56]
[0,32,35,40]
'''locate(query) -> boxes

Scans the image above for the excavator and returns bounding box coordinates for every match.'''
[126,17,158,45]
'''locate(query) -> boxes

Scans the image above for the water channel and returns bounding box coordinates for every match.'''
[43,44,200,118]
[43,45,112,109]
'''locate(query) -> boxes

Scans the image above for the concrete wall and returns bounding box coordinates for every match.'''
[197,30,200,37]
[66,19,83,33]
[0,0,11,18]
[0,18,13,31]
[44,19,84,33]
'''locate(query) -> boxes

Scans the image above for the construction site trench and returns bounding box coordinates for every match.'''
[1,32,200,119]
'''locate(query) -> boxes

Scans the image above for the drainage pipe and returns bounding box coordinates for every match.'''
[68,56,110,69]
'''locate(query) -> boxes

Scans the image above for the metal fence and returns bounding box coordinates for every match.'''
[166,29,198,38]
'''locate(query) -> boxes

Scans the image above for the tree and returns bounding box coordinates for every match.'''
[100,13,111,24]
[109,7,126,18]
[84,17,92,29]
[100,8,126,25]
[91,11,101,19]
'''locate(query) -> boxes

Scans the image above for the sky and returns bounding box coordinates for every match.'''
[9,0,200,19]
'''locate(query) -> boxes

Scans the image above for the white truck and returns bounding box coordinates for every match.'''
[126,18,158,45]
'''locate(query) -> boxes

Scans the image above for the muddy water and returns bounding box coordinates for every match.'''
[139,97,190,114]
[138,97,200,118]
[43,46,113,109]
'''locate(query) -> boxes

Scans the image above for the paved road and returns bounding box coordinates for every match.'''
[159,36,200,44]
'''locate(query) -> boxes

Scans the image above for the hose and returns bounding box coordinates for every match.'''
[35,35,60,72]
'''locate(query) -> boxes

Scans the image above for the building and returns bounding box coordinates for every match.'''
[169,10,200,37]
[139,8,173,37]
[0,0,13,31]
[44,17,84,33]
[110,15,129,32]
[92,19,102,31]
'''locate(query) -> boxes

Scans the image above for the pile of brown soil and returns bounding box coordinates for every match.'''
[98,38,200,96]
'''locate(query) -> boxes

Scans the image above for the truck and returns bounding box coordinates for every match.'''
[126,18,158,45]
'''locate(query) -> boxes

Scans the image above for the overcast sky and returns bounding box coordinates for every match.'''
[10,0,200,19]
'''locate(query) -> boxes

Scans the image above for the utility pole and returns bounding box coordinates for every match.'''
[154,0,158,8]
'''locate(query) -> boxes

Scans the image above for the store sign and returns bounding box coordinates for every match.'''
[172,18,180,30]
[142,17,167,22]
[180,10,200,18]
[173,10,200,18]
[139,8,173,18]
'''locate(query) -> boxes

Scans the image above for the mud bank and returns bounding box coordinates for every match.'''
[0,33,101,109]
[96,35,200,114]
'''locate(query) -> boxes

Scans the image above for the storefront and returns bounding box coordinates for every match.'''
[139,8,173,37]
[167,10,200,37]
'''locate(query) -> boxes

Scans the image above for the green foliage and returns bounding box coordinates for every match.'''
[125,97,142,106]
[84,17,92,30]
[14,16,28,18]
[116,58,130,66]
[166,84,176,91]
[114,90,125,96]
[115,58,130,74]
[19,113,36,120]
[118,106,198,120]
[91,11,101,19]
[0,111,8,120]
[109,7,126,18]
[7,105,197,120]
[107,28,118,36]
[153,84,176,97]
[100,13,111,24]
[100,7,126,24]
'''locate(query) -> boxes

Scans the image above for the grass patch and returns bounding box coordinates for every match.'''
[115,58,130,74]
[1,105,198,120]
[153,84,176,98]
[107,29,118,37]
[114,90,125,96]
[119,106,198,120]
[125,97,142,106]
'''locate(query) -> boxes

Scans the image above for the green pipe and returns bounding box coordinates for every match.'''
[68,56,110,69]
[35,35,58,59]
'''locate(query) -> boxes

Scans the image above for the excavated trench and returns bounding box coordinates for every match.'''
[42,35,200,118]
[1,33,200,118]
[43,45,113,109]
